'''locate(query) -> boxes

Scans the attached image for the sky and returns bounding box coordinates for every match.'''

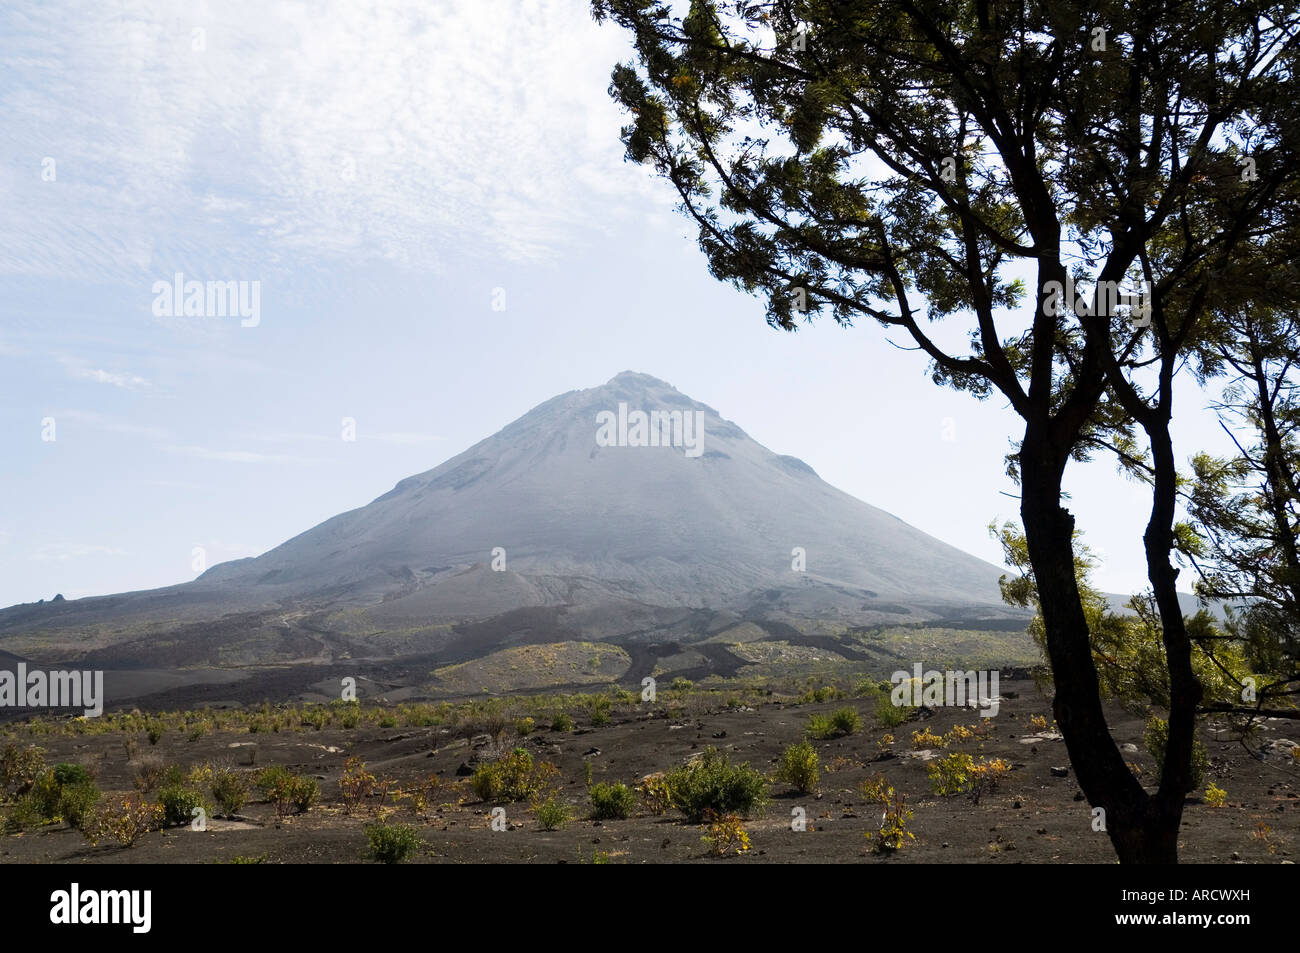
[0,0,1237,609]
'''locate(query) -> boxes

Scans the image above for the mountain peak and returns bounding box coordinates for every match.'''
[605,370,675,389]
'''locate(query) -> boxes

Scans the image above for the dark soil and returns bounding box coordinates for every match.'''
[2,679,1296,864]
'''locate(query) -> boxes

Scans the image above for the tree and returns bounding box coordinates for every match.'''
[1187,307,1300,720]
[592,0,1300,861]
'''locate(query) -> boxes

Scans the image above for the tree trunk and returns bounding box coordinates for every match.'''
[1020,429,1176,863]
[1141,411,1202,839]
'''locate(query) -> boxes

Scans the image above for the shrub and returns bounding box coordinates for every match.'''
[255,764,292,799]
[928,753,1010,803]
[534,795,570,831]
[911,727,945,749]
[158,786,206,827]
[256,765,317,816]
[210,768,250,817]
[550,713,574,733]
[944,724,975,745]
[1205,783,1228,808]
[663,748,768,822]
[4,791,55,832]
[52,763,92,788]
[588,697,612,727]
[830,707,860,735]
[365,821,422,864]
[589,782,636,820]
[638,774,672,815]
[471,748,558,803]
[774,740,819,794]
[875,693,913,729]
[57,781,101,830]
[859,774,894,805]
[1143,716,1209,793]
[339,757,376,815]
[287,776,318,814]
[515,717,535,737]
[132,755,167,794]
[701,810,750,856]
[806,714,835,739]
[147,723,163,745]
[874,791,915,854]
[0,744,46,796]
[83,795,160,848]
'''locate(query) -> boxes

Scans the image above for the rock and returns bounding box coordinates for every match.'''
[712,730,727,738]
[583,747,601,756]
[1012,800,1022,809]
[1231,851,1241,861]
[1050,766,1070,777]
[1261,739,1299,762]
[455,762,473,777]
[1120,743,1139,753]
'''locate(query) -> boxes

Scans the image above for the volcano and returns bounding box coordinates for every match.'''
[0,372,1027,703]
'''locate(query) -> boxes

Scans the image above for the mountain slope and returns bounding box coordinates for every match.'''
[0,372,1025,684]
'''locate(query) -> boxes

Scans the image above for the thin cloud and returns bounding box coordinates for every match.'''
[369,431,444,445]
[30,543,128,561]
[166,445,327,465]
[58,410,169,441]
[0,0,659,281]
[58,357,150,390]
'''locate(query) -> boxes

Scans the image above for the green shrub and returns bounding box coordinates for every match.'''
[807,707,860,739]
[365,821,422,864]
[471,748,559,803]
[775,740,819,794]
[831,707,861,735]
[589,697,612,727]
[287,776,318,814]
[875,693,912,729]
[255,764,292,798]
[52,763,92,788]
[664,748,769,822]
[4,791,55,832]
[57,781,101,830]
[255,765,317,815]
[210,768,249,816]
[1143,716,1209,793]
[157,786,205,827]
[550,713,574,732]
[515,717,535,736]
[534,795,570,830]
[589,782,635,819]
